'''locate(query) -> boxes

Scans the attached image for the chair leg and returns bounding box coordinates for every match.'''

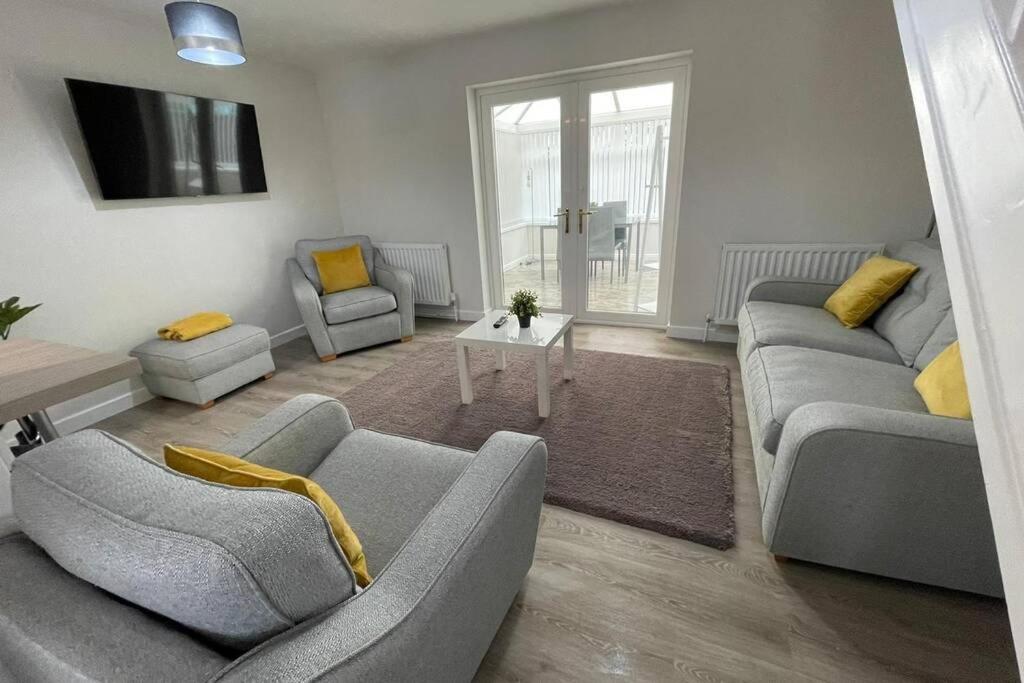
[319,354,337,363]
[401,336,413,343]
[198,400,215,410]
[263,372,274,380]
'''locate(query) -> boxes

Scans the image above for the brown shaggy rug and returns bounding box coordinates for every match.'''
[341,342,735,549]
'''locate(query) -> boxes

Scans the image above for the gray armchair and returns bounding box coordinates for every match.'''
[288,236,415,362]
[1,395,548,681]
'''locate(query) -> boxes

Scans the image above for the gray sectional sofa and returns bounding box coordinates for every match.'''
[0,394,547,681]
[736,238,1002,596]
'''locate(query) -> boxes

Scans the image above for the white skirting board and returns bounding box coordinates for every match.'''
[415,306,485,321]
[666,324,739,343]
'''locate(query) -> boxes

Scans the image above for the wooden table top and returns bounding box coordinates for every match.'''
[0,338,141,424]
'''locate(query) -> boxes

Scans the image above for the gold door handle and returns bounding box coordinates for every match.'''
[553,208,570,234]
[578,208,594,234]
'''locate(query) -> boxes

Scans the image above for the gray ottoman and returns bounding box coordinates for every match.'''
[130,324,275,409]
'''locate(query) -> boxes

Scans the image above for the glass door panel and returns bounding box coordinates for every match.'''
[582,80,674,319]
[488,95,566,310]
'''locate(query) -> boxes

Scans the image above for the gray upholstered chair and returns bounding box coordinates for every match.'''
[288,236,415,362]
[1,394,548,681]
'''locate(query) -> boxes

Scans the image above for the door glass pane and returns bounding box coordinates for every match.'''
[491,97,562,310]
[586,82,672,315]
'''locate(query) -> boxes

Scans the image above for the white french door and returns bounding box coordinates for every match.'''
[476,56,690,326]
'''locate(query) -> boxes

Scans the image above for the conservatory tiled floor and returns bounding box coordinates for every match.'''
[502,258,660,316]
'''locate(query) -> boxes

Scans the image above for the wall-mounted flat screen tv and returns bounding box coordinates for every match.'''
[66,78,268,200]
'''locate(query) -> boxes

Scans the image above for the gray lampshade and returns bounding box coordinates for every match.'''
[164,2,246,66]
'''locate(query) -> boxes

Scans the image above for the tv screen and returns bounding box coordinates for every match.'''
[66,78,268,200]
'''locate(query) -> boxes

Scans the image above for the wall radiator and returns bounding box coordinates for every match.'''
[710,242,883,327]
[374,242,458,318]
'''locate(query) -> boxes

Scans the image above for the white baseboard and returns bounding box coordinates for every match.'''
[415,306,484,322]
[666,324,739,344]
[51,381,154,435]
[270,324,307,347]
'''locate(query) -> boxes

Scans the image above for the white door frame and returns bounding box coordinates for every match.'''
[469,53,693,326]
[477,82,579,315]
[895,0,1024,672]
[574,63,690,326]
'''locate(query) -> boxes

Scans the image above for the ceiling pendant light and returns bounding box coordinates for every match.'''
[165,2,246,66]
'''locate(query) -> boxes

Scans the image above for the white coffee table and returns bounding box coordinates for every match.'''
[454,311,575,418]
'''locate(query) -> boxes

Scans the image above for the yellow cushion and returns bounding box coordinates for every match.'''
[312,244,371,294]
[163,444,372,587]
[823,255,919,328]
[914,341,972,419]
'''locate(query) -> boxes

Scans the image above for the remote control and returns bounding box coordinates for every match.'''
[493,314,509,328]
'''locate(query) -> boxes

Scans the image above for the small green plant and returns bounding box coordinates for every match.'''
[0,297,42,340]
[508,289,541,320]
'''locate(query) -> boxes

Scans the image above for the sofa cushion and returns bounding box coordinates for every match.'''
[130,324,270,380]
[822,255,919,328]
[11,430,357,651]
[0,532,228,682]
[310,429,472,574]
[321,286,397,325]
[738,302,901,364]
[744,346,927,454]
[296,236,376,294]
[873,239,952,366]
[915,308,958,370]
[313,244,372,295]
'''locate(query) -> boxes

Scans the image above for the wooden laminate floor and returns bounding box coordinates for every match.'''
[95,319,1018,682]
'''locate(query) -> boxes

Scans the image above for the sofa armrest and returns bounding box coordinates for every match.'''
[214,431,547,682]
[221,394,355,476]
[287,258,334,358]
[743,275,841,307]
[764,401,1001,595]
[374,249,415,338]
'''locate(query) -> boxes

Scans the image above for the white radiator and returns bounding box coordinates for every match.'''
[374,242,456,311]
[711,242,883,325]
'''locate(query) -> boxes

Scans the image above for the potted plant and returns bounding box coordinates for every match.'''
[0,296,42,340]
[508,289,541,329]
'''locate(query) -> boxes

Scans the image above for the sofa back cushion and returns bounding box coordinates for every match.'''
[915,308,958,370]
[872,239,952,365]
[296,236,375,294]
[11,430,357,652]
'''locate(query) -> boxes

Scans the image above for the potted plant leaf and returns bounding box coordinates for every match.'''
[508,289,541,329]
[0,297,42,340]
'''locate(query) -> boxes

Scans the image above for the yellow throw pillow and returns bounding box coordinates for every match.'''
[914,341,972,419]
[823,255,919,328]
[312,244,371,294]
[163,444,372,587]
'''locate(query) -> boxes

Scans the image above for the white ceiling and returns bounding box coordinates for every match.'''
[63,0,645,68]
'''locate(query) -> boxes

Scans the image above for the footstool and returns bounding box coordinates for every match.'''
[130,324,275,409]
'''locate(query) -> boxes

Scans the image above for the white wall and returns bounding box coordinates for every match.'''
[315,0,933,328]
[0,0,342,428]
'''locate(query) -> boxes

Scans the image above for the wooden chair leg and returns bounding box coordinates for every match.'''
[198,400,215,410]
[319,354,337,363]
[401,336,413,343]
[263,372,274,380]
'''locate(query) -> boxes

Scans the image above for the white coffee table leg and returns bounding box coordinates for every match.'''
[494,349,506,371]
[563,325,574,381]
[536,351,551,418]
[456,343,473,404]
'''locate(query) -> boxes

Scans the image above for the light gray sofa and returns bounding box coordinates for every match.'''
[288,236,415,362]
[736,238,1002,596]
[0,394,547,681]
